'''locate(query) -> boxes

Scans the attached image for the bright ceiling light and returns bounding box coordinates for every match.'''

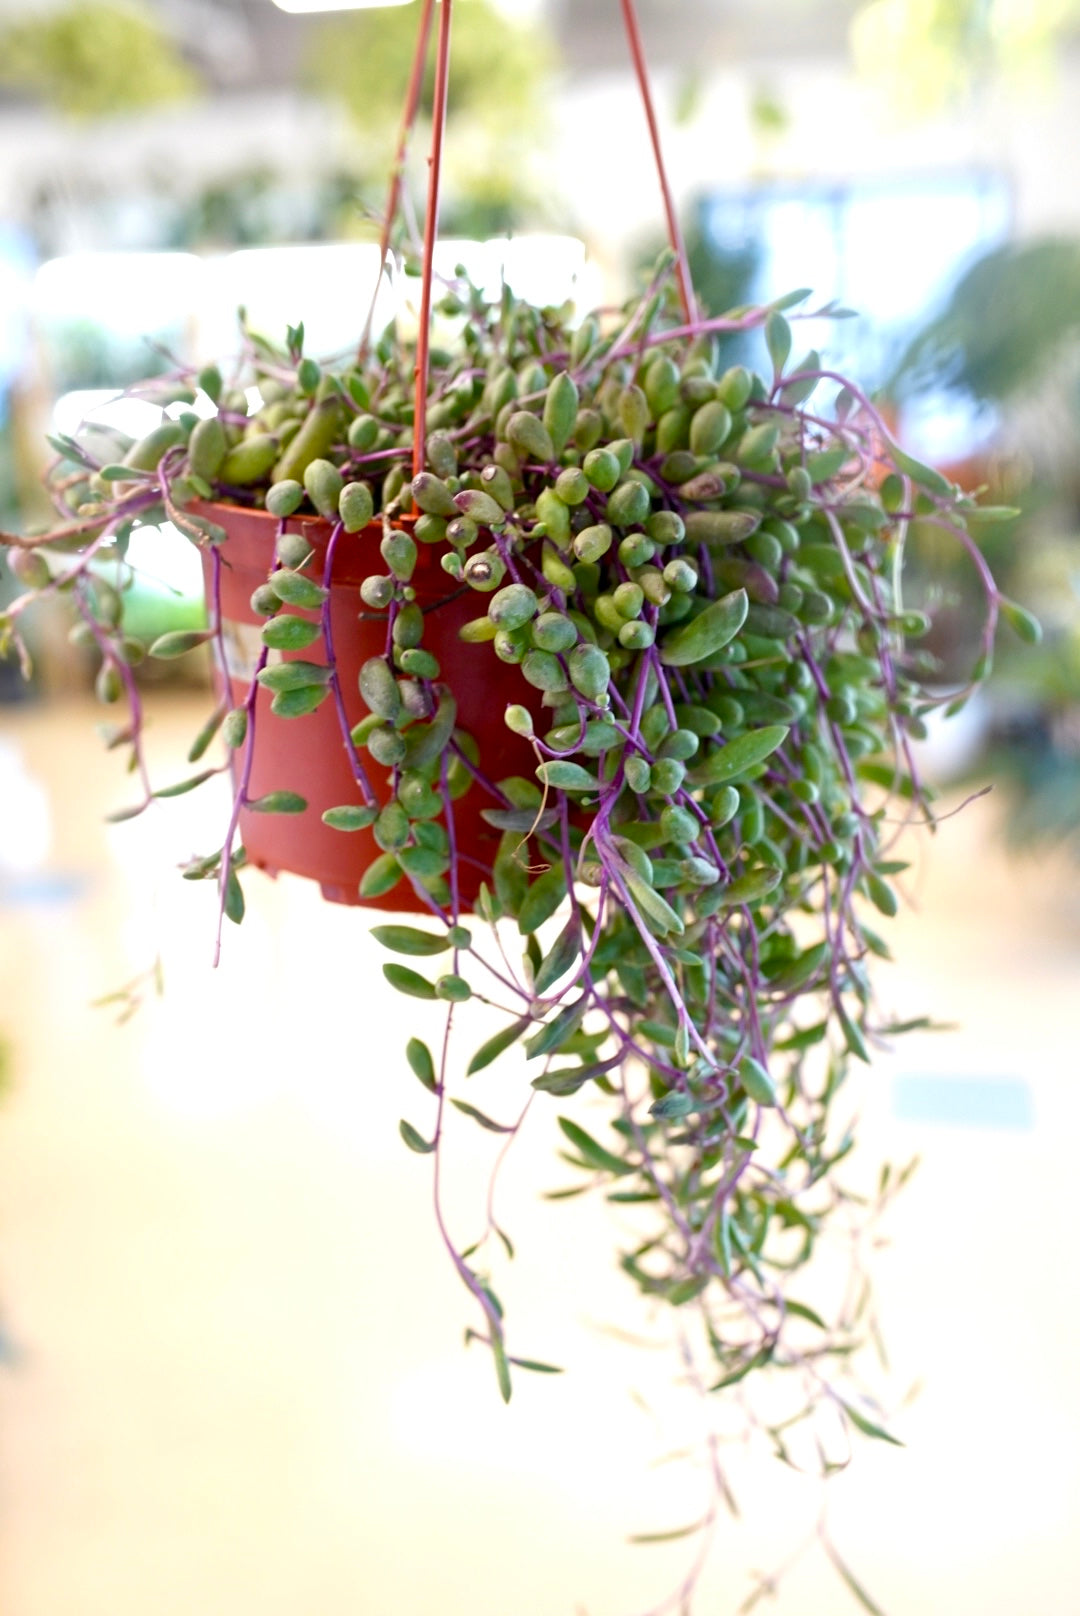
[270,0,544,19]
[270,0,413,13]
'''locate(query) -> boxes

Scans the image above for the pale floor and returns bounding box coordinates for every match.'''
[1,694,1078,1616]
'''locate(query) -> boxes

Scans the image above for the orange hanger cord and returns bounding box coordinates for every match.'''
[399,0,694,480]
[619,0,695,323]
[358,0,436,362]
[412,0,454,479]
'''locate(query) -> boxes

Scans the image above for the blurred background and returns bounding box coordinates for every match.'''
[0,2,1078,1613]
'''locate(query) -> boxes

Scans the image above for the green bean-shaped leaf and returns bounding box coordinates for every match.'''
[398,846,450,881]
[224,868,245,925]
[480,807,559,833]
[256,660,332,692]
[507,409,554,463]
[169,509,228,547]
[739,1056,777,1107]
[467,1016,530,1076]
[517,862,568,935]
[270,685,330,719]
[535,761,600,793]
[689,725,789,786]
[261,615,321,651]
[765,309,792,375]
[450,1098,514,1134]
[530,1064,601,1096]
[104,802,147,824]
[322,805,378,831]
[709,1344,772,1391]
[557,1117,635,1176]
[382,963,437,1000]
[624,871,684,937]
[187,703,226,763]
[406,1037,438,1092]
[716,865,782,907]
[149,629,214,659]
[401,690,457,770]
[865,872,898,917]
[1000,597,1042,645]
[543,372,579,456]
[784,1299,828,1330]
[247,790,308,814]
[491,1328,513,1405]
[532,917,581,996]
[659,589,748,667]
[806,445,848,483]
[493,834,528,918]
[370,925,450,956]
[152,768,218,799]
[839,1005,870,1062]
[271,569,327,609]
[886,439,952,495]
[358,656,402,722]
[649,1091,695,1120]
[507,1354,564,1375]
[838,1397,904,1448]
[963,503,1018,527]
[399,1119,435,1154]
[667,1275,710,1307]
[769,288,813,312]
[855,759,918,799]
[768,941,828,993]
[780,349,820,406]
[435,973,471,1002]
[524,996,586,1060]
[743,603,801,640]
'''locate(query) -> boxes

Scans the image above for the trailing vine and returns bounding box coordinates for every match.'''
[1,0,1043,1600]
[1,262,1032,1608]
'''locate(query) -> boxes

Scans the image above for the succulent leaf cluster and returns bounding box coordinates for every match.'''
[1,266,1017,1552]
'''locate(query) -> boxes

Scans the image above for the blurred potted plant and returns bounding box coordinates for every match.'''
[0,0,1026,1604]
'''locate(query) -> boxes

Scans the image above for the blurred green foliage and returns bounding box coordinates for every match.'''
[0,0,199,119]
[891,239,1080,405]
[893,236,1080,853]
[304,0,556,230]
[304,0,549,136]
[37,321,174,393]
[852,0,1080,114]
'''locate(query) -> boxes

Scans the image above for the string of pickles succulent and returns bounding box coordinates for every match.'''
[1,262,1029,1608]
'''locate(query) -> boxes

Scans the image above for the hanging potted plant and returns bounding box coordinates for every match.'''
[0,0,1034,1603]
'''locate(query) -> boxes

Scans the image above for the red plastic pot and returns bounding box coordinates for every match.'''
[195,502,537,912]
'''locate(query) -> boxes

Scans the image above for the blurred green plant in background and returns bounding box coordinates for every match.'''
[891,237,1080,855]
[0,0,200,120]
[893,239,1080,404]
[303,0,557,235]
[852,0,1080,114]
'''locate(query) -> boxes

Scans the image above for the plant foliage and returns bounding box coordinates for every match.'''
[1,256,1010,1606]
[0,0,199,119]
